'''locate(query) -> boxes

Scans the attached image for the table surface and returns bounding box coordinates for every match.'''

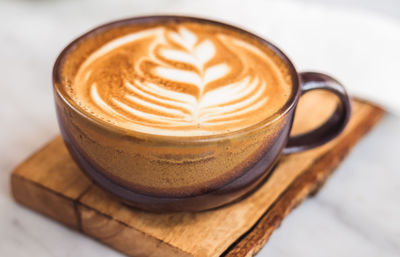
[1,0,399,256]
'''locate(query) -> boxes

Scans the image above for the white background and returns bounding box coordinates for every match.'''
[1,0,399,256]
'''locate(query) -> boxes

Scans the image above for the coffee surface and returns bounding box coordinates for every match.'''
[64,20,292,136]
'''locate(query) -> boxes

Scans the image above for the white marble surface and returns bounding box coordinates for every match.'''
[0,0,399,256]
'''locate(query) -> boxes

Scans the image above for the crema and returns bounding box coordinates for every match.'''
[65,21,292,136]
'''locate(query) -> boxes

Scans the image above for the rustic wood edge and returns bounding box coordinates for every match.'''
[222,105,385,257]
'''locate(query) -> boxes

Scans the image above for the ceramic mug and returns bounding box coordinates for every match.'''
[53,16,351,212]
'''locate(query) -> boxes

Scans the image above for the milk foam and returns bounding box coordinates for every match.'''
[70,21,292,136]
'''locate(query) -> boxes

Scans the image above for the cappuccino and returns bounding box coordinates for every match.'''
[54,16,350,211]
[61,20,292,136]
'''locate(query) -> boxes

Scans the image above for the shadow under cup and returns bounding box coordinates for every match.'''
[53,16,351,212]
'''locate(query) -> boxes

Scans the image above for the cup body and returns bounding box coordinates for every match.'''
[56,96,295,211]
[53,16,303,212]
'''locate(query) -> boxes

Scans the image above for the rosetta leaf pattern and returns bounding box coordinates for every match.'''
[85,26,270,131]
[124,27,235,123]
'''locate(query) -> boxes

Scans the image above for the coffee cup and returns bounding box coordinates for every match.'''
[53,16,351,212]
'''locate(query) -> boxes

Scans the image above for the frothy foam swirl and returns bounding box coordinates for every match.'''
[70,22,291,136]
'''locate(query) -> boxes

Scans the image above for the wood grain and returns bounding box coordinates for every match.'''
[11,137,92,229]
[223,102,384,257]
[11,94,384,257]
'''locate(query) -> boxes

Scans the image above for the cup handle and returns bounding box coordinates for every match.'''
[282,72,352,154]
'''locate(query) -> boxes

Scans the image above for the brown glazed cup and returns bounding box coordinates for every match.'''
[53,16,351,212]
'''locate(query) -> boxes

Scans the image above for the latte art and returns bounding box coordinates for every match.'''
[70,21,291,136]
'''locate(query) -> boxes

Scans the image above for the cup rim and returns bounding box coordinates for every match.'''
[53,15,301,142]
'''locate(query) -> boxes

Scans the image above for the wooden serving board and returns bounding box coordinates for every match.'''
[11,93,384,257]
